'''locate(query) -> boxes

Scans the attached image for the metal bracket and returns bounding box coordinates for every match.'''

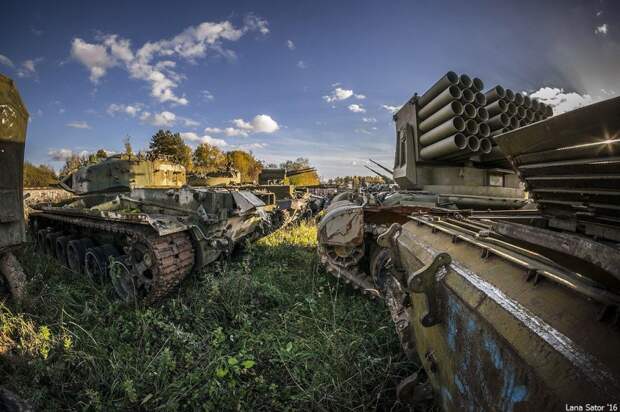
[377,223,404,271]
[407,252,451,327]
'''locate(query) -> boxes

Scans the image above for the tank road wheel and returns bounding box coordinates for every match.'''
[85,244,120,282]
[110,232,195,303]
[45,232,64,258]
[109,257,136,302]
[66,238,94,274]
[369,247,392,293]
[36,229,49,254]
[318,243,376,294]
[54,236,74,267]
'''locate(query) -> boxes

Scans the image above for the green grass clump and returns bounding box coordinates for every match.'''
[0,222,417,411]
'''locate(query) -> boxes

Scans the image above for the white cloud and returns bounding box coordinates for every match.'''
[205,114,280,138]
[348,104,366,113]
[70,15,268,105]
[150,111,177,127]
[323,87,353,103]
[528,87,593,114]
[362,117,377,123]
[204,127,222,133]
[71,38,116,82]
[322,86,366,103]
[595,24,608,35]
[248,114,279,133]
[287,40,295,50]
[180,132,227,147]
[381,104,401,114]
[66,120,91,129]
[0,54,14,68]
[16,58,42,78]
[201,90,214,101]
[48,148,92,161]
[107,103,144,117]
[179,116,200,127]
[297,60,307,69]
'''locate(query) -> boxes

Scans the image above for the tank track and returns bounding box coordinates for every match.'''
[317,244,378,297]
[31,212,194,303]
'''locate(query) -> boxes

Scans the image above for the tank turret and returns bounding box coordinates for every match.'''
[60,156,186,194]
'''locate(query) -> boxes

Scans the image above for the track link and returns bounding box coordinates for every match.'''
[31,212,195,303]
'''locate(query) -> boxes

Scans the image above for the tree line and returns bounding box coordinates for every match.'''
[24,130,318,186]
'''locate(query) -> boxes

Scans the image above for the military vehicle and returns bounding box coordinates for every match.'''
[0,74,28,303]
[251,167,323,227]
[30,155,273,303]
[318,71,620,409]
[187,166,241,187]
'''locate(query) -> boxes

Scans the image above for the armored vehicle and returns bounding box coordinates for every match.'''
[30,156,273,303]
[318,72,620,409]
[0,74,28,303]
[251,167,323,227]
[187,166,241,187]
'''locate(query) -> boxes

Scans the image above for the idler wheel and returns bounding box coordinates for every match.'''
[66,238,95,274]
[45,232,64,258]
[85,244,120,282]
[109,256,138,302]
[54,236,74,267]
[36,229,50,254]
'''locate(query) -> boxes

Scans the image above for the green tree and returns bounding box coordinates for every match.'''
[193,143,226,172]
[226,150,262,183]
[23,162,58,187]
[280,157,310,171]
[95,149,108,160]
[123,136,134,158]
[60,154,85,176]
[148,130,192,168]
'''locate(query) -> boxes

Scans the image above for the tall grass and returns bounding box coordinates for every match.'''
[0,222,417,411]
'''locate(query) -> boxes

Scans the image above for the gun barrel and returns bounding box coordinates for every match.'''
[368,158,394,175]
[364,165,393,183]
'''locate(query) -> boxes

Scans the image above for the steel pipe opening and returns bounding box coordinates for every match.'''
[418,71,460,107]
[474,92,486,107]
[418,100,464,132]
[476,107,489,122]
[460,88,475,104]
[478,122,491,137]
[479,137,493,154]
[419,132,468,160]
[467,135,481,152]
[505,89,515,102]
[486,99,507,117]
[488,113,510,130]
[471,78,484,93]
[463,103,477,119]
[514,93,524,106]
[485,85,506,105]
[506,102,517,116]
[459,74,473,89]
[464,119,479,135]
[523,95,531,108]
[419,116,466,146]
[418,85,463,120]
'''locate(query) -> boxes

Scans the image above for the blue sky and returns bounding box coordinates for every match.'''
[1,0,618,178]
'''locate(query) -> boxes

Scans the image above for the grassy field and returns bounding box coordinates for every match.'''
[0,222,418,411]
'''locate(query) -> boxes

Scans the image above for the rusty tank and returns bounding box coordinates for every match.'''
[29,155,274,303]
[0,74,28,304]
[249,167,323,227]
[318,71,620,409]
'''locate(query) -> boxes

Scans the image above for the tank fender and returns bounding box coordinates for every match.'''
[317,200,364,247]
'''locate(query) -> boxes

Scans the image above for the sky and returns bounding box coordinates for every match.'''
[1,0,618,179]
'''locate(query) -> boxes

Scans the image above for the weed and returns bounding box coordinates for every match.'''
[0,222,417,411]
